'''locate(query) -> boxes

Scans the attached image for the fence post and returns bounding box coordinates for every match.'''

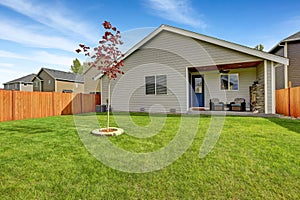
[288,88,290,116]
[80,93,83,113]
[12,90,15,121]
[52,92,55,116]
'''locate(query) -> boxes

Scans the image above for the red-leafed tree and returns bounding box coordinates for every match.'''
[76,21,124,131]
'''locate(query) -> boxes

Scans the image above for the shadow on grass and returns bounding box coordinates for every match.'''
[268,118,300,134]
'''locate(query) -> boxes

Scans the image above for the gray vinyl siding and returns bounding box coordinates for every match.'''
[271,47,285,89]
[20,83,33,91]
[101,75,109,105]
[102,48,189,113]
[272,47,284,57]
[202,68,256,109]
[275,65,284,89]
[288,42,300,87]
[143,31,262,66]
[84,67,101,93]
[257,62,264,85]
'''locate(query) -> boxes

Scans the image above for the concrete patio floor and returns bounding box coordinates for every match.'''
[187,110,283,118]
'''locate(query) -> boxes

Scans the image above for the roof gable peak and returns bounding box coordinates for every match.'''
[124,24,288,66]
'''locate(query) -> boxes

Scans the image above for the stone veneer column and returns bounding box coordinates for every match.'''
[250,83,265,113]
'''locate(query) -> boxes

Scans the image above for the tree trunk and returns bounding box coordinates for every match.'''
[107,79,111,130]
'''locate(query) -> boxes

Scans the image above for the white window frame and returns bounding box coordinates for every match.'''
[145,75,167,95]
[220,73,239,91]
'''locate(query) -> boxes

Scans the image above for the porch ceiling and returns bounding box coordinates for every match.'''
[189,61,263,72]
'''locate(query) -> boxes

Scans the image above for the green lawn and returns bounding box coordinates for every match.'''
[0,113,299,199]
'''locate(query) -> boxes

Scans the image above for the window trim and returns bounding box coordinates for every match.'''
[220,73,239,91]
[145,75,156,95]
[145,75,167,95]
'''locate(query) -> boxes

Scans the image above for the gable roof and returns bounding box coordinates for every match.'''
[282,31,300,42]
[92,24,289,80]
[3,73,36,84]
[269,31,300,53]
[38,68,84,83]
[124,24,289,66]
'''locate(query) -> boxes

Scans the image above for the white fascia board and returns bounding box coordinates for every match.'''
[93,73,104,80]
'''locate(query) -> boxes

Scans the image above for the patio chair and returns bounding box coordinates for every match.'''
[230,98,246,111]
[209,98,224,111]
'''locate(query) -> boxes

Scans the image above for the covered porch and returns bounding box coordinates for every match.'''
[187,60,276,114]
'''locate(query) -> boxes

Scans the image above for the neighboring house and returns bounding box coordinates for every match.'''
[84,65,101,94]
[269,31,300,89]
[87,24,288,114]
[33,68,84,93]
[3,73,36,91]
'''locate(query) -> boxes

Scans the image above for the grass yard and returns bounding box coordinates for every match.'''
[0,113,299,199]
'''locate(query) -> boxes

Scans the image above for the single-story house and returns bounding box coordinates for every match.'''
[269,31,300,89]
[88,24,288,114]
[3,73,36,91]
[33,68,84,93]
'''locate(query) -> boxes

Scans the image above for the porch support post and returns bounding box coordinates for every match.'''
[271,61,276,114]
[264,60,275,114]
[185,67,189,112]
[264,60,268,113]
[284,42,288,88]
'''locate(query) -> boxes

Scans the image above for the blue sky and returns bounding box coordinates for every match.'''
[0,0,300,87]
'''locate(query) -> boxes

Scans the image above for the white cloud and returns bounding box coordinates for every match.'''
[0,50,26,59]
[0,20,77,52]
[144,0,206,29]
[0,50,74,67]
[0,0,96,42]
[0,63,14,68]
[31,51,74,66]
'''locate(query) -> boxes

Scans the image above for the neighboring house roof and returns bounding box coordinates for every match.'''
[269,31,300,53]
[282,31,300,42]
[3,73,36,84]
[37,68,84,83]
[92,24,289,80]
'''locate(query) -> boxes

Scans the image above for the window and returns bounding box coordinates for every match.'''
[156,75,167,95]
[145,76,155,95]
[34,81,39,87]
[145,75,167,95]
[220,74,239,91]
[14,83,19,90]
[48,80,51,85]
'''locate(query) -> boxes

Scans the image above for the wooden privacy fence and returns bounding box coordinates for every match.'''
[276,86,300,118]
[0,90,101,122]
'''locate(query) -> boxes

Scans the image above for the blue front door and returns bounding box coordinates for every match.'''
[192,75,204,107]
